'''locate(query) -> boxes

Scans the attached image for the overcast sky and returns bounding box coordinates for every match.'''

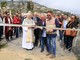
[33,0,80,14]
[5,0,80,14]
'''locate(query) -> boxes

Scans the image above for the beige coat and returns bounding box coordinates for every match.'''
[46,17,56,34]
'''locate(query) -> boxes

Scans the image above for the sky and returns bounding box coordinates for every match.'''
[4,0,80,14]
[33,0,80,14]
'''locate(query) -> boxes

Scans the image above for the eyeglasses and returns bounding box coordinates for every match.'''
[47,15,51,16]
[71,18,74,19]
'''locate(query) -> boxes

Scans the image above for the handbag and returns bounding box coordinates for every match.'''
[65,21,77,37]
[71,30,77,37]
[65,28,77,37]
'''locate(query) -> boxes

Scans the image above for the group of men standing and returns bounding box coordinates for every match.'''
[22,11,79,58]
[22,11,66,58]
[0,10,79,58]
[0,12,21,41]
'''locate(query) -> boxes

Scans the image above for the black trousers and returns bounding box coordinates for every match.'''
[64,35,67,46]
[65,35,74,51]
[34,28,41,46]
[0,26,3,37]
[6,30,13,41]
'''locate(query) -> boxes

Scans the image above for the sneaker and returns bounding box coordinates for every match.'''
[46,53,51,56]
[40,49,44,52]
[49,55,56,58]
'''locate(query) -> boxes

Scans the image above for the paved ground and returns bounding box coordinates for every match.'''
[0,36,78,60]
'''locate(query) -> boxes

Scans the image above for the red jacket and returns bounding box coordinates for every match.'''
[13,16,21,24]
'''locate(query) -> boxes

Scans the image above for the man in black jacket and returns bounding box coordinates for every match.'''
[33,12,42,47]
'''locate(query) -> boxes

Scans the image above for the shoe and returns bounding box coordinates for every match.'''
[49,55,56,58]
[68,49,72,53]
[40,49,44,52]
[11,38,13,40]
[6,39,9,41]
[26,48,33,51]
[0,39,1,41]
[46,53,51,56]
[0,38,3,39]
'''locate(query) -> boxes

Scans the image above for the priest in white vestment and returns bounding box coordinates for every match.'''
[22,13,35,50]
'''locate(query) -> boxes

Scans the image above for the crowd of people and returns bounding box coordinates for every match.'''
[0,11,79,58]
[0,12,22,41]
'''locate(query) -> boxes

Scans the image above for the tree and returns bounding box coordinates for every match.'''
[0,1,7,14]
[27,1,34,12]
[1,1,7,8]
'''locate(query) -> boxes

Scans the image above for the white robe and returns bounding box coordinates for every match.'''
[22,18,35,49]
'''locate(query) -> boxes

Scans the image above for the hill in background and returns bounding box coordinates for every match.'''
[0,0,73,16]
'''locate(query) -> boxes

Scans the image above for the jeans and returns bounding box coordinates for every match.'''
[41,37,48,51]
[15,27,20,38]
[59,30,63,40]
[47,35,56,55]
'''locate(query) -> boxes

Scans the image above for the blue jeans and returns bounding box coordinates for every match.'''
[41,37,47,51]
[51,37,56,55]
[15,27,20,38]
[59,30,64,40]
[47,35,56,55]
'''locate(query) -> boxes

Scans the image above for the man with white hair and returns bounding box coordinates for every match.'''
[39,13,48,52]
[33,12,42,47]
[22,12,35,50]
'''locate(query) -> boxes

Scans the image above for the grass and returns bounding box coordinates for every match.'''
[0,43,8,49]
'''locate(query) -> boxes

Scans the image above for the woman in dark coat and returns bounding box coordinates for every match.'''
[64,15,79,52]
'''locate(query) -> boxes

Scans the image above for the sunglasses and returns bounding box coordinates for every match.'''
[47,15,51,16]
[71,18,74,19]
